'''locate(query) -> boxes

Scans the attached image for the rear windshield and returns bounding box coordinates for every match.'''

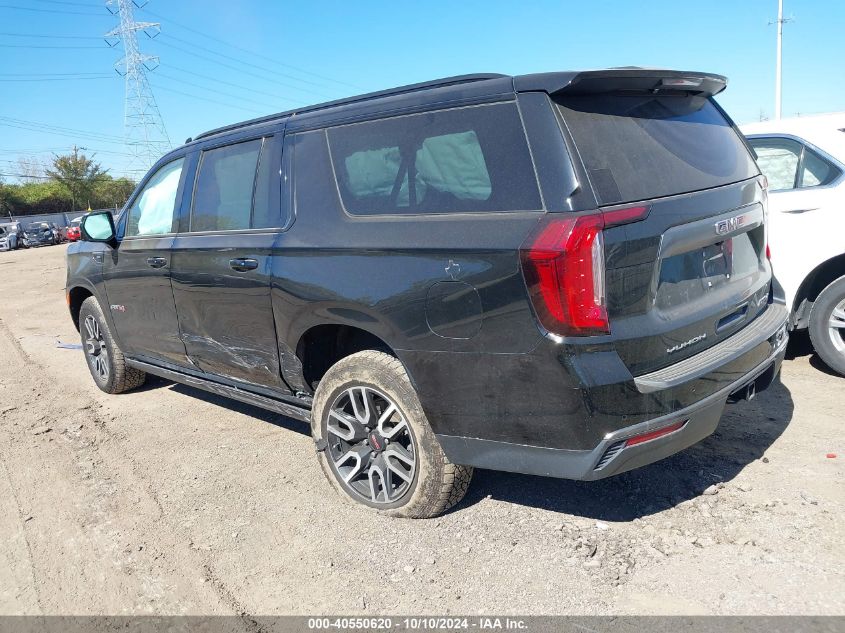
[555,94,759,205]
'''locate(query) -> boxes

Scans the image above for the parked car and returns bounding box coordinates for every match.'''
[66,217,83,242]
[23,222,58,247]
[67,69,788,518]
[0,225,18,251]
[742,114,845,376]
[0,222,24,249]
[50,222,64,243]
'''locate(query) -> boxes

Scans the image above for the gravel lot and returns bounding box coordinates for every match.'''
[0,244,842,616]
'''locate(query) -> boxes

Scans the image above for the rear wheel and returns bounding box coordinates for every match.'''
[808,275,845,377]
[311,350,473,518]
[79,296,146,394]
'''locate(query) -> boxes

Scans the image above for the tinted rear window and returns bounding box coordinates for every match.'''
[326,102,542,215]
[555,94,758,205]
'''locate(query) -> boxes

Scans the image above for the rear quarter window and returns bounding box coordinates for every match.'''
[556,94,759,205]
[326,102,542,215]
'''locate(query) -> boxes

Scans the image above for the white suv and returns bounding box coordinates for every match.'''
[742,114,845,375]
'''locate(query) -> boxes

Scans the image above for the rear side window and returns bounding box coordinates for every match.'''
[748,137,801,190]
[555,94,759,205]
[326,102,542,215]
[192,138,269,232]
[748,136,842,190]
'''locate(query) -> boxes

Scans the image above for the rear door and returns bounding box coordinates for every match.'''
[552,81,768,375]
[169,133,290,393]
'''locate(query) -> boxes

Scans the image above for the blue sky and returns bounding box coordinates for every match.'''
[1,0,843,180]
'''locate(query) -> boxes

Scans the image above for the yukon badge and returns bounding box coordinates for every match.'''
[715,214,746,236]
[667,333,707,354]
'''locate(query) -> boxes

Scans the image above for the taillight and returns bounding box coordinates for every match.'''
[520,206,649,337]
[520,215,607,336]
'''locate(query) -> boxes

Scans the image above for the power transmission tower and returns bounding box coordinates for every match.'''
[105,0,171,175]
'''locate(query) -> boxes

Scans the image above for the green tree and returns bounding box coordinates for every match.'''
[93,177,136,210]
[45,147,107,211]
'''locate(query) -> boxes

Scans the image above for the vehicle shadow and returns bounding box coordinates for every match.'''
[785,328,842,378]
[139,375,310,437]
[455,375,795,521]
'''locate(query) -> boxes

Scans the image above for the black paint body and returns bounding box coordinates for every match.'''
[66,70,788,480]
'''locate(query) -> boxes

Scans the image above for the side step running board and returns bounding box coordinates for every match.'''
[126,359,312,423]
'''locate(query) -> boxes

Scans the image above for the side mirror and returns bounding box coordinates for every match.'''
[80,211,116,246]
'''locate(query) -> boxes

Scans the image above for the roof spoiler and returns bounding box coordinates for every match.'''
[514,68,728,97]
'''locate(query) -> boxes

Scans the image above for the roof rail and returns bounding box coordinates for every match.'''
[193,73,508,141]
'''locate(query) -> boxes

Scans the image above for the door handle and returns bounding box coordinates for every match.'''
[146,257,167,269]
[92,252,104,264]
[229,258,259,272]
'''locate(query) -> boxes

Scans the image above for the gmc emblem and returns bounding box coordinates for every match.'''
[715,215,746,236]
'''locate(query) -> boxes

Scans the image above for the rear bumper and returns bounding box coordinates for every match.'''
[435,307,788,480]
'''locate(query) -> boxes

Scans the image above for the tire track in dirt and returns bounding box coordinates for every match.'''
[0,318,43,614]
[0,315,244,616]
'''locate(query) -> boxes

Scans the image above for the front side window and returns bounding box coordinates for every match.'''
[327,102,541,215]
[126,158,184,237]
[749,136,842,191]
[192,139,262,231]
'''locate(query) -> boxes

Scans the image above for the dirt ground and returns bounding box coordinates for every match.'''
[0,243,842,617]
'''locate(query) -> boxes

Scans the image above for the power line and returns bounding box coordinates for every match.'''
[149,82,265,116]
[0,71,112,76]
[153,71,283,111]
[163,65,305,106]
[0,146,135,157]
[0,76,113,82]
[0,123,125,145]
[0,116,126,143]
[148,37,333,100]
[0,124,127,147]
[0,43,106,49]
[30,0,103,6]
[158,33,335,93]
[0,4,107,16]
[0,31,101,38]
[138,6,360,90]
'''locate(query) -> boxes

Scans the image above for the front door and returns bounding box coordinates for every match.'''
[102,156,189,367]
[169,135,290,393]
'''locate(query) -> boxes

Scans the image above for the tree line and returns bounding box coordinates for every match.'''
[0,148,137,217]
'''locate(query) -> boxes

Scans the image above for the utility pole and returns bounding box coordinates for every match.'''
[772,0,793,120]
[105,0,171,174]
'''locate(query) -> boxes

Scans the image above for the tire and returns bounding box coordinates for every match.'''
[808,275,845,377]
[78,296,146,394]
[311,350,473,518]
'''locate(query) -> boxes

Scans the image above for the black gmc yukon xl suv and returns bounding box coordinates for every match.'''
[68,69,789,518]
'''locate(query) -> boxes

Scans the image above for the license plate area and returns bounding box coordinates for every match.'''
[656,225,765,310]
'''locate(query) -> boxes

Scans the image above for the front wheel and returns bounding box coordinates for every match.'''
[808,276,845,377]
[311,350,473,518]
[79,296,146,393]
